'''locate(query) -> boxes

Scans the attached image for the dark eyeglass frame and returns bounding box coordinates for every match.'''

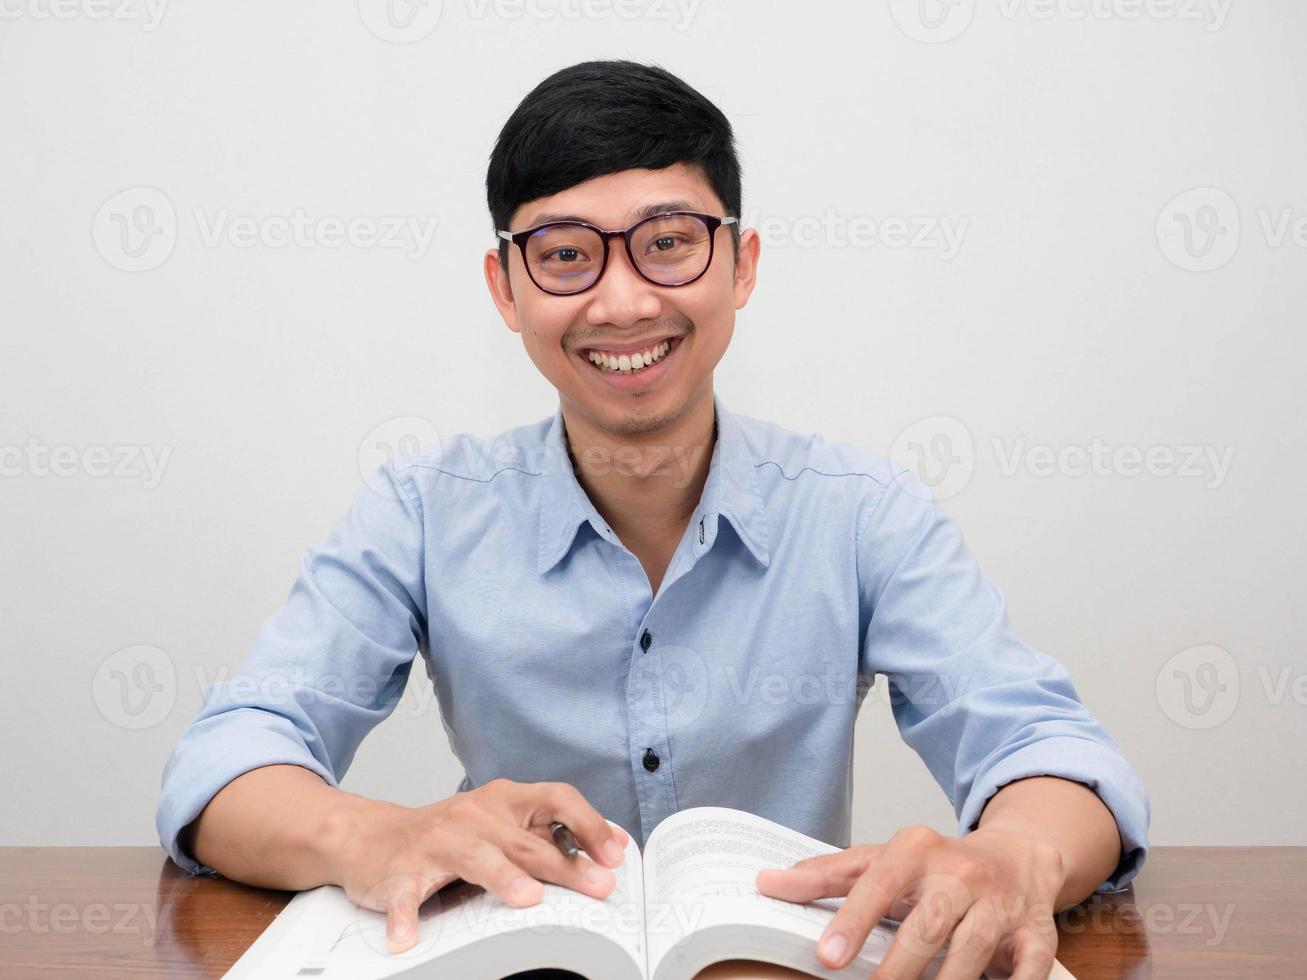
[497,210,739,296]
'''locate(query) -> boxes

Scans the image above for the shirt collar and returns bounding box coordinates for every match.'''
[536,391,771,575]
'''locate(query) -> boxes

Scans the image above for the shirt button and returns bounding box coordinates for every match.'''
[640,630,652,653]
[642,748,660,772]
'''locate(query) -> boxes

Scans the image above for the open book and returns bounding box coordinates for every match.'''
[223,806,1075,980]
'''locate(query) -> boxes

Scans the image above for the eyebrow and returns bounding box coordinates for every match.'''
[521,200,701,229]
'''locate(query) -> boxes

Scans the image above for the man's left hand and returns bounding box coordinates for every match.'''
[754,824,1066,980]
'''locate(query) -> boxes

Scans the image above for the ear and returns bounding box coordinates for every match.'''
[483,247,520,334]
[731,227,762,311]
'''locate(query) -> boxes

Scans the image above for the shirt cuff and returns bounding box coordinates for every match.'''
[956,734,1150,893]
[155,717,338,877]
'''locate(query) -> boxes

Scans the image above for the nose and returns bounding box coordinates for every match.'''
[584,239,663,328]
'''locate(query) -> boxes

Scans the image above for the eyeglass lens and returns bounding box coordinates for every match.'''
[524,213,715,293]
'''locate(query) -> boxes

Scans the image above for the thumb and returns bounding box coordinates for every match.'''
[755,846,880,902]
[386,881,424,954]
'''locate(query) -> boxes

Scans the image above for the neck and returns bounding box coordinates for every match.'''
[559,388,717,546]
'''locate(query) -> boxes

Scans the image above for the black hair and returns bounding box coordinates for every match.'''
[487,60,742,268]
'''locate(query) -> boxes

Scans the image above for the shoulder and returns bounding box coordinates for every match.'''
[732,409,914,497]
[370,413,557,512]
[387,414,554,483]
[731,409,941,549]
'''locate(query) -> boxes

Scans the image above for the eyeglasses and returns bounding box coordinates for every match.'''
[497,211,738,296]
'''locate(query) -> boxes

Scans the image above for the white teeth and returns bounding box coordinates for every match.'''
[587,339,672,373]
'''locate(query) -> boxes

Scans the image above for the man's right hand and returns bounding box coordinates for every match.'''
[324,778,632,954]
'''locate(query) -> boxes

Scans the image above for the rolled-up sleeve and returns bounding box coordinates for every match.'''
[156,458,428,875]
[856,467,1149,893]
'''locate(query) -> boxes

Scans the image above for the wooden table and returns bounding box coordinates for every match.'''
[0,847,1302,978]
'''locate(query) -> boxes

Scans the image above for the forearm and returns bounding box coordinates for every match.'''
[976,775,1122,910]
[182,763,380,891]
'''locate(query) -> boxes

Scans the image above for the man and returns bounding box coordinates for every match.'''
[158,60,1148,980]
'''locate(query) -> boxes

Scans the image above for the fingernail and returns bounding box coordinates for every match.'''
[585,865,614,885]
[819,933,847,965]
[603,839,623,865]
[511,876,533,896]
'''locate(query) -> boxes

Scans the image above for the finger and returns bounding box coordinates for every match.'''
[875,874,976,980]
[814,848,924,970]
[383,873,441,955]
[1007,924,1059,980]
[935,896,1009,980]
[450,837,544,909]
[503,828,620,900]
[754,847,879,902]
[518,780,628,869]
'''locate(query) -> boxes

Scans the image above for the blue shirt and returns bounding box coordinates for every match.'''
[157,392,1149,891]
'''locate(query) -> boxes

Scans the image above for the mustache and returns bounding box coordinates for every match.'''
[568,316,693,350]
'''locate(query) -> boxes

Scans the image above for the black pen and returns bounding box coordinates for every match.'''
[549,821,580,859]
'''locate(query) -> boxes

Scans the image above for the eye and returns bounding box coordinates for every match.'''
[651,235,681,252]
[543,247,586,263]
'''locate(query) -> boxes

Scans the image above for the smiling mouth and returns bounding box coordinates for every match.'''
[581,335,683,374]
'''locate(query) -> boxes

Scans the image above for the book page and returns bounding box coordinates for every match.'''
[223,822,647,980]
[641,807,900,977]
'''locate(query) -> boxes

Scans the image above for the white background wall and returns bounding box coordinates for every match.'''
[1,1,1303,853]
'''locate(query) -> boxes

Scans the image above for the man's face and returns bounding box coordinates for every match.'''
[484,163,760,439]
